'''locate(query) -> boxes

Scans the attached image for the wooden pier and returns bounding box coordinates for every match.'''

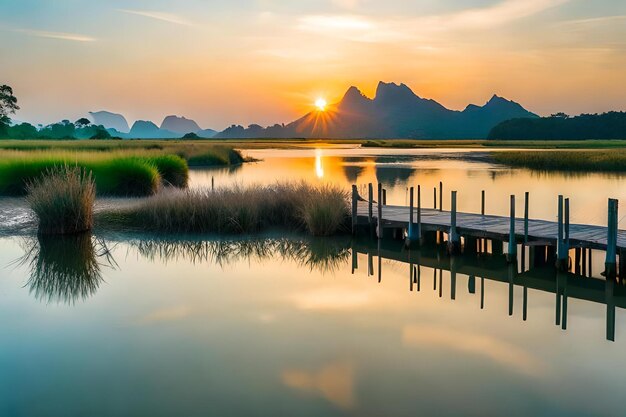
[351,183,625,276]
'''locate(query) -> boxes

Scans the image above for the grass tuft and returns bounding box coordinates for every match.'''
[26,165,96,235]
[491,150,626,172]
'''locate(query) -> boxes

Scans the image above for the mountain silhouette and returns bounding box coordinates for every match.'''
[128,120,178,139]
[160,115,201,134]
[216,81,538,139]
[89,111,130,133]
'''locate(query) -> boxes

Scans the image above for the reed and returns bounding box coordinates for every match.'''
[26,166,96,234]
[99,182,350,236]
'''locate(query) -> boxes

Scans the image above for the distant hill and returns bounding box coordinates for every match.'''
[89,111,130,133]
[488,112,626,140]
[215,81,538,139]
[128,120,178,139]
[161,115,201,134]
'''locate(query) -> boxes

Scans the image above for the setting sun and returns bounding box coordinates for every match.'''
[315,98,327,111]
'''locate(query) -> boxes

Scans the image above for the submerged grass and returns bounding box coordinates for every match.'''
[491,150,626,172]
[99,182,350,236]
[26,166,96,235]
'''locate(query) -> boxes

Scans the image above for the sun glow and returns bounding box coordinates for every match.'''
[315,98,328,111]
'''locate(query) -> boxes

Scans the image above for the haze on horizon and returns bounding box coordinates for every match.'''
[1,0,625,130]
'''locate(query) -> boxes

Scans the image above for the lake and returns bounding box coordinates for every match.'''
[1,146,625,417]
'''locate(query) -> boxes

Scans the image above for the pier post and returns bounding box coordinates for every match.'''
[433,187,437,209]
[383,189,387,206]
[439,181,443,212]
[524,192,529,243]
[417,185,422,243]
[606,278,616,341]
[481,190,486,252]
[351,185,358,235]
[406,187,417,247]
[605,198,618,278]
[481,190,485,216]
[368,183,373,235]
[556,195,569,270]
[619,249,625,279]
[448,191,460,254]
[507,195,517,263]
[377,183,383,239]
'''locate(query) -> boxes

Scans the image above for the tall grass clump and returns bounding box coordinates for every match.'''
[185,147,245,167]
[298,184,350,236]
[100,182,350,236]
[26,166,96,235]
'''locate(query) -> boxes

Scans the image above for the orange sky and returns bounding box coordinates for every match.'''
[1,0,625,129]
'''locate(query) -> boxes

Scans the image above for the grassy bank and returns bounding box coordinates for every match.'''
[0,151,186,196]
[491,150,626,172]
[98,183,350,236]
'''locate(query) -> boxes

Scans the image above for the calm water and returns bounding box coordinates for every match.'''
[1,146,626,417]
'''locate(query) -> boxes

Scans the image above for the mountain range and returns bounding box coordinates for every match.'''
[88,113,217,139]
[87,81,538,139]
[216,82,538,139]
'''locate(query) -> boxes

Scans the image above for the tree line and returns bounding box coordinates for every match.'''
[488,112,626,140]
[0,85,112,140]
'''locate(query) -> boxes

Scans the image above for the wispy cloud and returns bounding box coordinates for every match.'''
[10,28,96,42]
[559,15,626,26]
[118,9,193,26]
[297,0,570,42]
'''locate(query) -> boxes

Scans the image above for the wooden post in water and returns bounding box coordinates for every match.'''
[481,190,485,216]
[524,192,529,243]
[433,187,437,209]
[565,198,570,250]
[377,183,383,239]
[448,191,460,254]
[383,189,387,206]
[211,176,215,191]
[556,195,568,270]
[481,190,486,253]
[406,187,416,247]
[417,185,422,244]
[368,183,373,234]
[605,198,618,278]
[439,181,443,212]
[507,195,517,263]
[351,185,358,235]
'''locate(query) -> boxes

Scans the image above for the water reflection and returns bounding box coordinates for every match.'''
[353,238,626,342]
[130,236,351,273]
[17,234,115,304]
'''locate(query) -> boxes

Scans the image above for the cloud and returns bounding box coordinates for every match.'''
[118,9,193,26]
[282,361,356,409]
[10,28,96,42]
[297,0,570,43]
[559,15,626,26]
[403,324,545,377]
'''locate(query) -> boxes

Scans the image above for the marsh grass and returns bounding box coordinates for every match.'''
[100,182,350,236]
[0,150,191,196]
[491,150,626,172]
[27,166,96,235]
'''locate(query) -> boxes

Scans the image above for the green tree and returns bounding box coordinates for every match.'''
[0,85,19,125]
[75,117,91,128]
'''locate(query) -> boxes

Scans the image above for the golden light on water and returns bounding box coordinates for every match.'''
[315,149,324,178]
